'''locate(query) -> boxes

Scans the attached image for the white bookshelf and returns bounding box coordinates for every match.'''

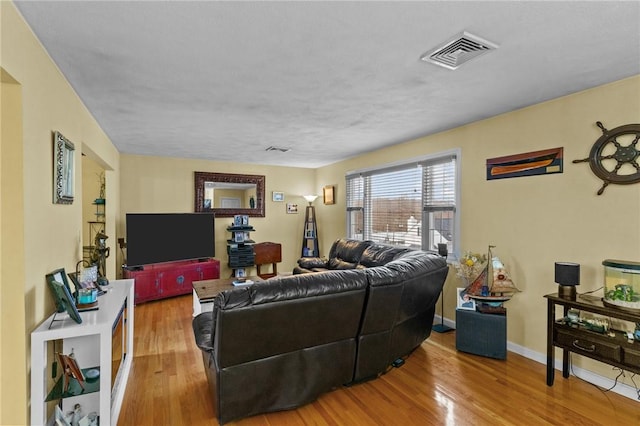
[30,279,134,425]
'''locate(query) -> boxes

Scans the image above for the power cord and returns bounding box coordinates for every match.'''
[578,286,604,296]
[569,353,640,400]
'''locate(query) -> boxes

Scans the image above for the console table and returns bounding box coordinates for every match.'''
[31,279,134,425]
[545,292,640,386]
[123,258,219,304]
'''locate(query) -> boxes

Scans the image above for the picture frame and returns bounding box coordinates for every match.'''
[241,215,249,226]
[235,268,246,278]
[46,268,76,311]
[456,287,476,311]
[323,185,335,205]
[286,203,298,214]
[234,232,245,243]
[48,278,82,324]
[53,131,75,204]
[233,215,243,227]
[54,405,71,426]
[272,191,284,202]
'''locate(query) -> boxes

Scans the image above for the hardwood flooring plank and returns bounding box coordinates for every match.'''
[118,295,639,426]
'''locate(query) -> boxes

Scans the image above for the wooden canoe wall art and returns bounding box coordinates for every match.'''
[486,147,563,181]
[573,121,640,195]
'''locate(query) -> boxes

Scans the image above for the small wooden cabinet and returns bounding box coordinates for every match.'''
[545,292,640,386]
[123,259,219,304]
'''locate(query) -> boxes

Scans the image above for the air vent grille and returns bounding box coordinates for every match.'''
[265,146,290,153]
[421,31,498,70]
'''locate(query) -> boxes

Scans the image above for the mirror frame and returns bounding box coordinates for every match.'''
[194,171,265,217]
[53,131,75,204]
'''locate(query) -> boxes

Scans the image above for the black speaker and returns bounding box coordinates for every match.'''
[437,243,448,257]
[555,262,580,286]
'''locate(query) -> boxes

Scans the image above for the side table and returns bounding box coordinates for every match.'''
[456,308,507,359]
[545,292,640,386]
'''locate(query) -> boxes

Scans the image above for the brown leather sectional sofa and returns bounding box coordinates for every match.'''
[192,238,449,424]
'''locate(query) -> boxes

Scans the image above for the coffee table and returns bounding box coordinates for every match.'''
[192,276,262,317]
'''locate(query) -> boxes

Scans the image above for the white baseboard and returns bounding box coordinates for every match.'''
[433,315,639,402]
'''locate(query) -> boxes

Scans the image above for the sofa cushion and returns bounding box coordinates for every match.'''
[358,243,411,268]
[297,257,328,269]
[326,239,374,270]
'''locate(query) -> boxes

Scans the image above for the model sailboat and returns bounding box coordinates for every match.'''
[465,245,520,302]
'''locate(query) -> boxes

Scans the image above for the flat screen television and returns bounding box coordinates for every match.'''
[126,213,215,267]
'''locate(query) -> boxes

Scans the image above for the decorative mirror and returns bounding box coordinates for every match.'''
[53,131,75,204]
[194,171,265,217]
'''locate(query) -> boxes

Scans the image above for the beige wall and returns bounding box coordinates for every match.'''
[119,155,316,278]
[318,75,640,385]
[1,67,27,425]
[1,3,120,423]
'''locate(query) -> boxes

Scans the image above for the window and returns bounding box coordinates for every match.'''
[346,150,459,255]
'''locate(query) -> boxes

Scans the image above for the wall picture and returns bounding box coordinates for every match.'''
[486,147,563,180]
[286,203,298,214]
[323,185,335,205]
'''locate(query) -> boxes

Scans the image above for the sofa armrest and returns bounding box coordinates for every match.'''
[297,256,328,269]
[192,313,215,352]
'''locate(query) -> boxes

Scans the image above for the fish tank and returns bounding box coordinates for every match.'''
[603,259,640,312]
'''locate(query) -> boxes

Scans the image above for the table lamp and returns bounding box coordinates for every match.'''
[555,262,580,300]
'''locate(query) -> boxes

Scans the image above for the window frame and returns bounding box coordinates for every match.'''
[345,149,461,258]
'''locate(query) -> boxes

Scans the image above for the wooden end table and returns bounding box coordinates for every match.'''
[192,276,262,317]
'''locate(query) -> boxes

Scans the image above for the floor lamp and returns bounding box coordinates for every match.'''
[432,243,454,333]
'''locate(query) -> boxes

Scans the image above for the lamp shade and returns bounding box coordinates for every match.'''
[303,195,318,204]
[555,262,580,286]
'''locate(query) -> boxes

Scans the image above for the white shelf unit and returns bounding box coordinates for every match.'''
[30,279,134,426]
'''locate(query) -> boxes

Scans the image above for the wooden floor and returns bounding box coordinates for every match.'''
[118,295,639,426]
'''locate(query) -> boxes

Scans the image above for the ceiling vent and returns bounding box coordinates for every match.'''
[265,146,290,153]
[421,31,499,70]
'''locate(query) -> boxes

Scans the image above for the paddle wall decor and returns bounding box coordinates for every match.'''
[486,147,563,180]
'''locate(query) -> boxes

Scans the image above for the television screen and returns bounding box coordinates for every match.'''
[126,213,215,267]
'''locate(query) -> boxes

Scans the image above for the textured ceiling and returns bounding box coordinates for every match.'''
[14,1,640,168]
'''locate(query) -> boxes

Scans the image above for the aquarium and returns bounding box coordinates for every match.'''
[603,259,640,311]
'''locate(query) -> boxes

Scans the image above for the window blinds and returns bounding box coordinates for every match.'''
[346,153,457,253]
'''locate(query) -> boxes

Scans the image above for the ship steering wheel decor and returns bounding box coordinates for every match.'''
[573,121,640,195]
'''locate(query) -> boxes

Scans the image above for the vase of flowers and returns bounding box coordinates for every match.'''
[454,251,488,286]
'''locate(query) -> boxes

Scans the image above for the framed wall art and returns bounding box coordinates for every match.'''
[286,203,298,214]
[272,191,284,202]
[486,147,563,180]
[323,185,335,205]
[53,131,75,204]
